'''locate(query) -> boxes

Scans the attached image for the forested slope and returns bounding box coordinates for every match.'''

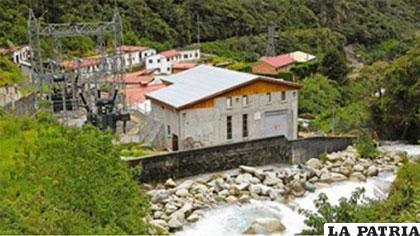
[1,0,419,50]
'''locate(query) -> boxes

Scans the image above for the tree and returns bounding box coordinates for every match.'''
[375,44,420,143]
[298,74,341,115]
[319,49,349,84]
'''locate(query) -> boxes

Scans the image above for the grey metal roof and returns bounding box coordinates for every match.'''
[146,65,259,109]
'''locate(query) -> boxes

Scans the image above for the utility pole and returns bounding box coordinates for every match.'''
[266,21,277,56]
[196,13,200,48]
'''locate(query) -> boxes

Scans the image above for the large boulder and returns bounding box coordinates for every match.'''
[366,166,379,177]
[353,164,365,172]
[290,181,305,197]
[240,165,265,179]
[168,211,185,229]
[243,218,286,234]
[303,181,316,192]
[235,173,253,185]
[349,172,367,182]
[330,172,347,182]
[263,172,282,186]
[149,189,172,203]
[339,166,352,176]
[164,178,177,188]
[327,152,343,162]
[305,158,323,169]
[176,180,194,191]
[175,188,189,197]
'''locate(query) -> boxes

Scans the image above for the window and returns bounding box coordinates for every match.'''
[242,114,248,138]
[293,91,297,97]
[148,59,153,64]
[167,67,170,72]
[281,91,286,101]
[195,52,198,58]
[167,125,171,135]
[184,54,188,59]
[242,95,248,106]
[226,97,233,108]
[267,92,272,104]
[157,59,161,63]
[226,116,232,140]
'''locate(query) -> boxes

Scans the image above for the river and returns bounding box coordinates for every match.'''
[177,144,420,236]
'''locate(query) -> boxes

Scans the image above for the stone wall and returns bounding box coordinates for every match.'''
[127,135,354,182]
[128,135,291,182]
[3,92,37,116]
[291,136,354,163]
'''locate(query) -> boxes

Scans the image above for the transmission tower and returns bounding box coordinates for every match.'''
[266,22,278,56]
[27,7,130,132]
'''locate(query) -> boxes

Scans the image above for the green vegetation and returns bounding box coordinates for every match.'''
[0,55,25,86]
[302,161,420,235]
[115,142,158,158]
[298,74,341,116]
[356,132,380,159]
[0,111,151,234]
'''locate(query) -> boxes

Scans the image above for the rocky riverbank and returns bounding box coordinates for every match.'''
[145,145,406,233]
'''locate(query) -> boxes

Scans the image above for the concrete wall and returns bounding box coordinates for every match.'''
[150,102,181,149]
[0,85,22,107]
[3,92,37,116]
[291,136,354,163]
[129,135,291,182]
[127,136,354,182]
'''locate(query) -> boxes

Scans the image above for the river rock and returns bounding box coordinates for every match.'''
[186,211,201,223]
[218,189,229,196]
[353,164,364,172]
[349,172,366,181]
[303,181,316,192]
[175,188,189,197]
[150,219,168,230]
[327,152,343,162]
[243,218,286,234]
[164,178,177,188]
[339,166,352,176]
[305,158,322,169]
[235,173,253,185]
[226,195,238,204]
[366,166,379,176]
[330,172,347,182]
[319,170,331,182]
[150,189,172,203]
[263,172,282,186]
[168,211,185,230]
[153,210,164,219]
[239,194,251,203]
[342,159,355,167]
[240,165,265,179]
[177,180,194,191]
[290,181,305,197]
[248,184,261,195]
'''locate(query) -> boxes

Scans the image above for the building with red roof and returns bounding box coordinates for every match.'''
[172,62,197,74]
[252,54,296,75]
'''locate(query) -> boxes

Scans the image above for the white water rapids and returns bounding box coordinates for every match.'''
[177,144,420,236]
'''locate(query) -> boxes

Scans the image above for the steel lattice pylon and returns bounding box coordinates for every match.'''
[27,7,130,132]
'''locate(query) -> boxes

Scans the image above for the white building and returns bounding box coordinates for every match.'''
[145,48,201,75]
[0,45,31,65]
[119,45,156,69]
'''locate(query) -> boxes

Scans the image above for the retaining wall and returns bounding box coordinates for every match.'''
[127,136,354,182]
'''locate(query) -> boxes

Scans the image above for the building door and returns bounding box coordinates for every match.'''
[172,134,179,151]
[263,110,289,138]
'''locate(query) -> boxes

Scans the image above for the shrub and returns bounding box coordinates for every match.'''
[0,113,151,234]
[356,131,379,159]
